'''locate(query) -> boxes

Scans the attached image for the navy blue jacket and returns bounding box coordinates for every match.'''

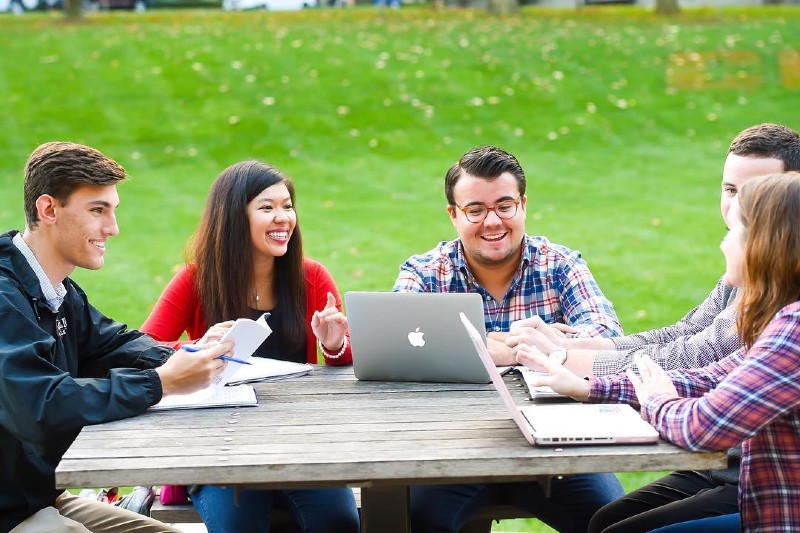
[0,231,171,532]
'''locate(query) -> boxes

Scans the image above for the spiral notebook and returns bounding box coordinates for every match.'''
[226,357,312,385]
[150,384,257,411]
[150,314,272,411]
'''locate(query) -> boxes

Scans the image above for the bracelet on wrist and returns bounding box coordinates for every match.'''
[318,335,348,359]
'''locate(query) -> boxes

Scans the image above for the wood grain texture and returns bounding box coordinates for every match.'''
[56,366,727,532]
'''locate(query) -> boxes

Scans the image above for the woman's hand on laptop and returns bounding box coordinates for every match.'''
[516,346,590,402]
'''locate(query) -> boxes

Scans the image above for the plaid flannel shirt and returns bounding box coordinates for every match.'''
[393,235,621,337]
[589,301,800,532]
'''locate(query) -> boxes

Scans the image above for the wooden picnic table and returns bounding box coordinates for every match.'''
[56,366,727,532]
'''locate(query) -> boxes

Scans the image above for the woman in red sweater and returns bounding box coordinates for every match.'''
[141,160,358,533]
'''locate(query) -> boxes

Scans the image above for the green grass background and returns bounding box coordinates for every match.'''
[2,6,799,531]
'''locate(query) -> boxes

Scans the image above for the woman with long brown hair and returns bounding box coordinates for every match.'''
[142,160,358,532]
[518,172,800,532]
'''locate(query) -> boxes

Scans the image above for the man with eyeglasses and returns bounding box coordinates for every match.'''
[393,145,624,533]
[394,145,622,365]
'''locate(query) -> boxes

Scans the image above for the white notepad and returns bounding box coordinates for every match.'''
[150,384,257,411]
[150,314,272,411]
[227,357,313,385]
[212,313,272,387]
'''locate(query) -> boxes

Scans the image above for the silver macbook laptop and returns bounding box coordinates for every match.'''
[345,292,489,383]
[460,313,660,446]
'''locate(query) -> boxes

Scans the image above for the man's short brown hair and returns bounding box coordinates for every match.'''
[728,123,800,172]
[444,146,526,206]
[24,142,127,229]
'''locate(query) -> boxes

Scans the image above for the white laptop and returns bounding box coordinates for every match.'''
[345,292,490,383]
[460,313,660,446]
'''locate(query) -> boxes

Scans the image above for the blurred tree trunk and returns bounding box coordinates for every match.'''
[655,0,679,15]
[65,0,82,17]
[487,0,518,15]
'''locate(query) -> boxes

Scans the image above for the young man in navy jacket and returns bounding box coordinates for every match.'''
[0,142,231,533]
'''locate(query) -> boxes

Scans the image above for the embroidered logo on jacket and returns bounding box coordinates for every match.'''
[56,317,68,338]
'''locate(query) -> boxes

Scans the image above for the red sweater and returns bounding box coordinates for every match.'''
[141,258,352,365]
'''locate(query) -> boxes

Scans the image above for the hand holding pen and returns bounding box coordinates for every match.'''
[156,340,235,396]
[182,344,252,365]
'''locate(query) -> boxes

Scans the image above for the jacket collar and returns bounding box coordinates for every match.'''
[0,230,48,302]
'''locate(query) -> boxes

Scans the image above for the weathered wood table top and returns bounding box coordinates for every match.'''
[56,366,726,531]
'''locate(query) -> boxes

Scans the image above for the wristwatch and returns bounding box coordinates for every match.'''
[548,347,568,365]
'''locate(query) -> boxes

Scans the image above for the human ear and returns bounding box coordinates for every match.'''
[35,195,59,226]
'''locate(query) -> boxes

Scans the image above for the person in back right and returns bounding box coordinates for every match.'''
[508,123,800,532]
[519,171,800,532]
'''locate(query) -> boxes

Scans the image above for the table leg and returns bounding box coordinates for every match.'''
[360,485,409,533]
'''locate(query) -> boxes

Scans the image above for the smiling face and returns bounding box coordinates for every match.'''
[448,172,527,270]
[721,153,784,223]
[720,197,745,287]
[50,184,120,276]
[247,183,296,260]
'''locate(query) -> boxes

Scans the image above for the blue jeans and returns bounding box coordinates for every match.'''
[192,485,359,533]
[410,473,624,533]
[649,513,741,533]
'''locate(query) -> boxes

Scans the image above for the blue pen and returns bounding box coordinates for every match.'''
[219,355,252,365]
[181,344,252,365]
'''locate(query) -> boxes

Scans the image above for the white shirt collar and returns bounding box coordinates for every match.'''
[12,232,67,312]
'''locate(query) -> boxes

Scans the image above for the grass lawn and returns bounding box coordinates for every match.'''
[1,5,798,531]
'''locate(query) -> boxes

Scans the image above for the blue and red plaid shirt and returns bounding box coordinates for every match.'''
[590,301,800,532]
[393,235,621,337]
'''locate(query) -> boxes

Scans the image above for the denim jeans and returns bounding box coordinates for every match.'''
[410,473,624,533]
[649,513,741,533]
[192,485,359,533]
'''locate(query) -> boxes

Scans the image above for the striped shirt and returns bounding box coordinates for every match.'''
[593,278,740,375]
[589,301,800,532]
[12,232,67,312]
[393,235,621,337]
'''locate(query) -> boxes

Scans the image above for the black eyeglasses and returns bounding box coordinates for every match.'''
[454,197,522,223]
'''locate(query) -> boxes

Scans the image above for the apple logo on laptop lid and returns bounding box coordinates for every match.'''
[407,327,425,347]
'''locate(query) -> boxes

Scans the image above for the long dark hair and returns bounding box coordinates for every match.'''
[191,160,306,352]
[737,171,800,349]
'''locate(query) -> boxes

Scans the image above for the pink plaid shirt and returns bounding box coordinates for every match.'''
[590,301,800,532]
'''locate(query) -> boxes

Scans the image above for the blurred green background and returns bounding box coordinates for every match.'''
[2,5,798,530]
